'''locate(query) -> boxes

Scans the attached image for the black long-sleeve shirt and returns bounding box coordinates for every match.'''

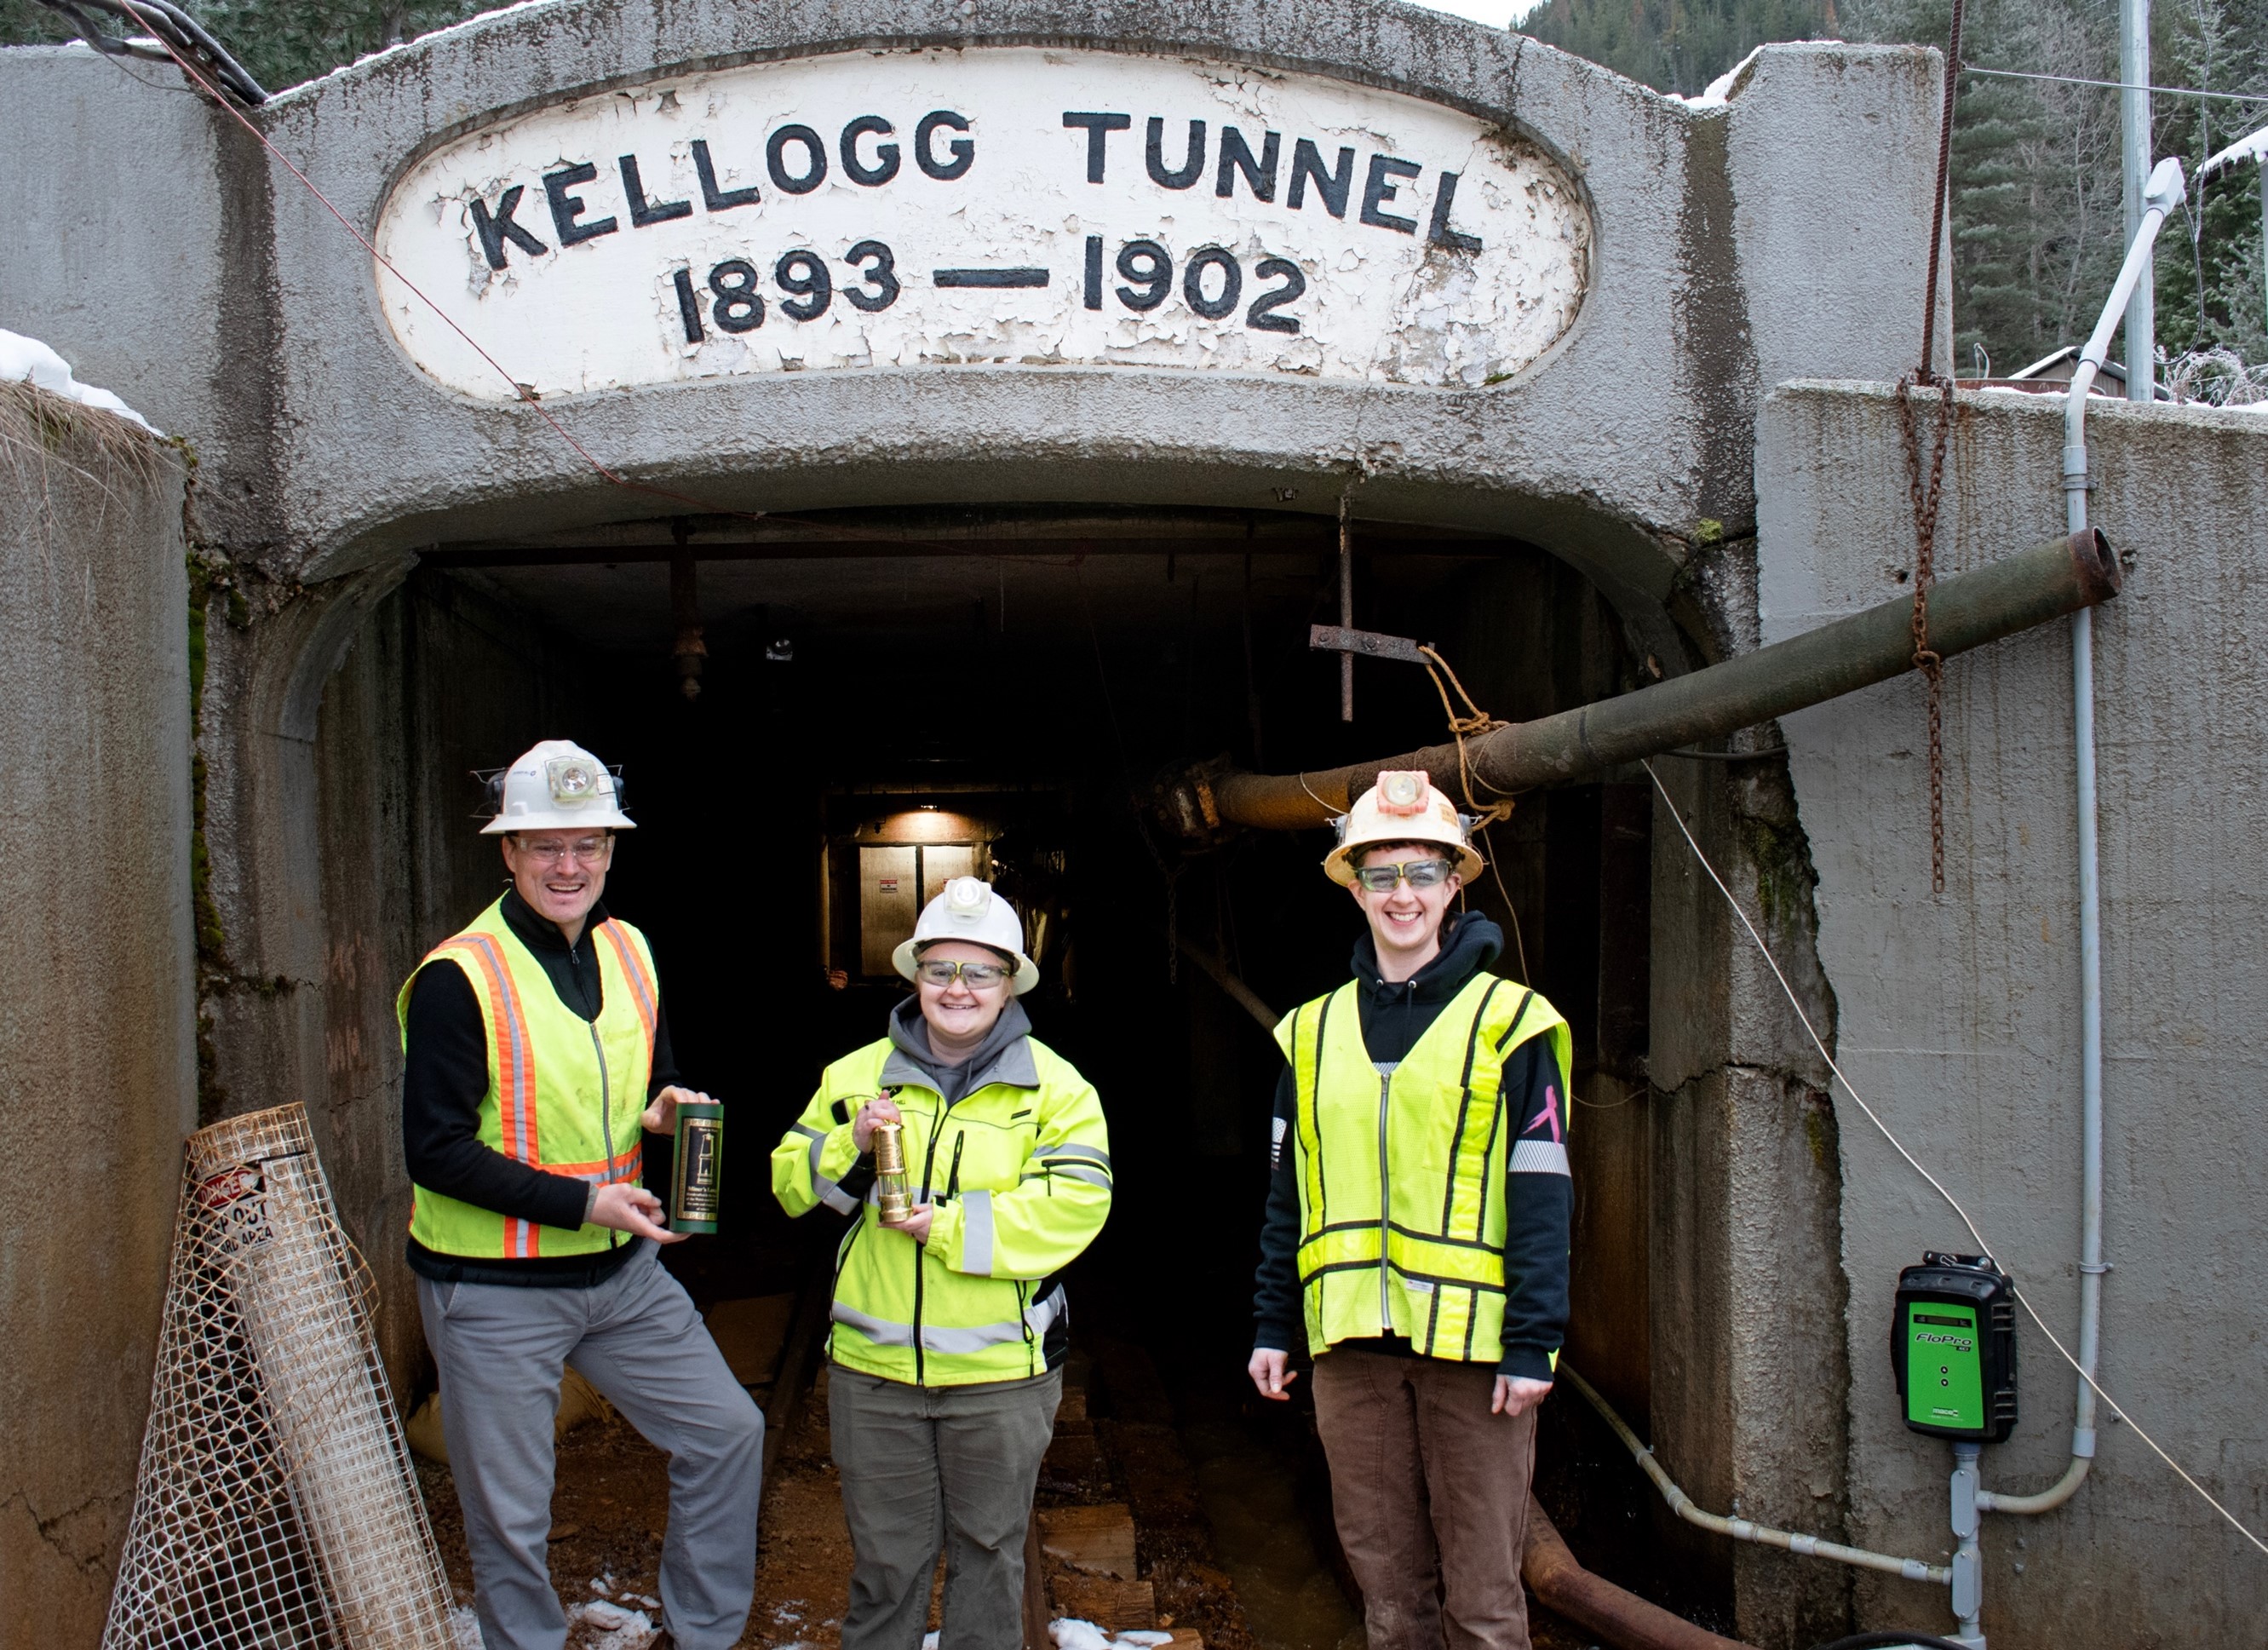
[1252,913,1573,1383]
[401,889,680,1286]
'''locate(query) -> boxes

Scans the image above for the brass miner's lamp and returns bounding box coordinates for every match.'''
[871,1119,914,1227]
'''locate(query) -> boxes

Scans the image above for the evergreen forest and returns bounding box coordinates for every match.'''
[4,0,2264,396]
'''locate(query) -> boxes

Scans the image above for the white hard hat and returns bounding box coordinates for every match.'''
[479,739,635,835]
[1322,770,1484,886]
[892,877,1040,996]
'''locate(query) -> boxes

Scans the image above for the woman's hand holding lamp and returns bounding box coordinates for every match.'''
[853,1091,901,1152]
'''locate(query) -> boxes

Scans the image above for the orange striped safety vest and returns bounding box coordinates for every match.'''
[397,898,658,1259]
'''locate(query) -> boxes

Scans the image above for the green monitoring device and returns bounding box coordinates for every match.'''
[1892,1252,2017,1441]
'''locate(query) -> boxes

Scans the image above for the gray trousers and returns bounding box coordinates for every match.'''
[416,1244,764,1650]
[830,1365,1061,1650]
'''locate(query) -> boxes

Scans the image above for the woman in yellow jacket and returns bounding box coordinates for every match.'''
[772,877,1111,1650]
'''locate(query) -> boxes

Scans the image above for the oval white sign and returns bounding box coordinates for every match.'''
[373,47,1592,400]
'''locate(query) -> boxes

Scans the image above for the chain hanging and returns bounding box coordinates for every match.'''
[1895,374,1954,894]
[1896,0,1967,897]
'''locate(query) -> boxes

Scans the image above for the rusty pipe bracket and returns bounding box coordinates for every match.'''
[1145,753,1236,848]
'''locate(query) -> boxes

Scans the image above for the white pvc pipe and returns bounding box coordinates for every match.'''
[1559,1365,1955,1588]
[1978,155,2184,1521]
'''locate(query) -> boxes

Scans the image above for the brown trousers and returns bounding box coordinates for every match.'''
[1312,1345,1540,1650]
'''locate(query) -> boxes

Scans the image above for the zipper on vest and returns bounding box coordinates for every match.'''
[945,1131,966,1202]
[913,1101,947,1385]
[589,1022,618,1250]
[1377,1066,1390,1327]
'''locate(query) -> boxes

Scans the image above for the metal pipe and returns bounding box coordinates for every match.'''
[1167,530,2119,836]
[1982,158,2182,1522]
[1561,1365,1954,1589]
[2120,0,2156,402]
[1520,1503,1757,1650]
[1949,1445,1985,1647]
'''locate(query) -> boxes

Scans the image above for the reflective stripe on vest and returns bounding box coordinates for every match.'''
[399,900,657,1261]
[830,1282,1068,1354]
[1275,973,1572,1363]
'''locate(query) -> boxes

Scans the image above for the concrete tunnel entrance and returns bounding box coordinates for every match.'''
[307,500,1718,1645]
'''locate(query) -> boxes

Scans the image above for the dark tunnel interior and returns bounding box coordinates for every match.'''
[338,503,1728,1639]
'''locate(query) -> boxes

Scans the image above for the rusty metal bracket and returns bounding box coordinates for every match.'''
[1309,624,1433,664]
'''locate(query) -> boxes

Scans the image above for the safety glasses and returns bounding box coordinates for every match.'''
[518,836,611,866]
[1352,858,1455,892]
[915,958,1013,989]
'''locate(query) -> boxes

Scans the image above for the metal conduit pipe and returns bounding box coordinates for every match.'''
[1162,531,2120,835]
[1972,154,2185,1526]
[1521,1503,1757,1650]
[1560,1365,1955,1590]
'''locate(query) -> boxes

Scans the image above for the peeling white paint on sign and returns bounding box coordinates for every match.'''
[374,47,1592,400]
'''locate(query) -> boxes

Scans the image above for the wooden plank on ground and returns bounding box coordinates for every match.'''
[1050,1574,1157,1631]
[1037,1504,1137,1578]
[1054,1381,1094,1434]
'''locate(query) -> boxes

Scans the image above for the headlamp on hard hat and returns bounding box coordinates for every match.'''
[945,876,992,915]
[1377,771,1429,817]
[546,755,604,806]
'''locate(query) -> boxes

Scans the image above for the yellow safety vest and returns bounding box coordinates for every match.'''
[772,1036,1112,1387]
[1276,974,1572,1364]
[398,898,657,1259]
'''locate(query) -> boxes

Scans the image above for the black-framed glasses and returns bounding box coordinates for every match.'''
[1352,858,1455,892]
[916,958,1013,988]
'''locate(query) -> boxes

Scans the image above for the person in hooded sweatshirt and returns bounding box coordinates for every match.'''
[772,877,1110,1650]
[1249,773,1574,1650]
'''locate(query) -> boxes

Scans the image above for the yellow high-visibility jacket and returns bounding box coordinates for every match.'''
[772,1032,1111,1386]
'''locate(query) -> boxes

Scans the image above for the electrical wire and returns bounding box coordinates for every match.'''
[1640,758,2268,1559]
[1961,64,2268,106]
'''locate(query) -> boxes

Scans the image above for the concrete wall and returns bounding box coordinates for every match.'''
[0,387,196,1648]
[1760,384,2268,1645]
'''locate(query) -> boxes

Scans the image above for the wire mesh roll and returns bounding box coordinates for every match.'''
[104,1104,456,1648]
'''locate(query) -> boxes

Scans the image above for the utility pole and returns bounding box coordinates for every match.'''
[2121,0,2155,400]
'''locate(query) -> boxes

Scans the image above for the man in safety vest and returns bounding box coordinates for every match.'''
[772,877,1111,1650]
[1249,772,1574,1650]
[400,739,761,1650]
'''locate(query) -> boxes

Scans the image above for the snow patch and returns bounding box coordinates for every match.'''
[450,1606,484,1650]
[1049,1620,1180,1650]
[2202,123,2268,181]
[1676,46,1766,107]
[0,330,159,434]
[571,1598,654,1650]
